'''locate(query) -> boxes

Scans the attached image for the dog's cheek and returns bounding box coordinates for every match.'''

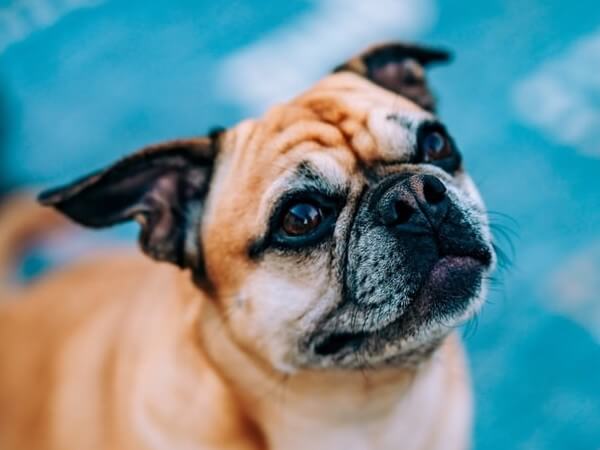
[226,255,338,372]
[201,216,259,294]
[452,172,487,215]
[447,173,495,258]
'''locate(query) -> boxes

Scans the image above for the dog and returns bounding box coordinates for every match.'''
[0,42,495,450]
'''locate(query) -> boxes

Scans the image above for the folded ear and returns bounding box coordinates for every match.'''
[38,136,219,273]
[334,42,451,112]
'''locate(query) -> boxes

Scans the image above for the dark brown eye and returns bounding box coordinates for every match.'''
[282,203,322,236]
[422,130,452,161]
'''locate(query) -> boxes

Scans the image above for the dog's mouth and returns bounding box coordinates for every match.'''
[312,253,491,359]
[314,331,370,356]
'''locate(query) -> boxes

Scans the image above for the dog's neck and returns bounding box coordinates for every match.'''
[128,273,471,450]
[195,297,472,450]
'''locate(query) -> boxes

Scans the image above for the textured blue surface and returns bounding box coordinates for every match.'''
[1,1,599,448]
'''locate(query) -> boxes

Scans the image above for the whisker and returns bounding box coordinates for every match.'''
[462,314,479,339]
[487,210,520,228]
[488,209,519,278]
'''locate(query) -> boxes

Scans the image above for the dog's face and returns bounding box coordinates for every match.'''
[41,43,494,371]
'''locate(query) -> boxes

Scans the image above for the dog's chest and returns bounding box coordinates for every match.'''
[260,352,471,450]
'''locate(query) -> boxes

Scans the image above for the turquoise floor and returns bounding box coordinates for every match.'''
[1,1,599,448]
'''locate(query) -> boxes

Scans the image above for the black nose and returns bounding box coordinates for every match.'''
[377,174,448,232]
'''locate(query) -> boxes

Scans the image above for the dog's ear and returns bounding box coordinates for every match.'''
[38,136,220,274]
[334,42,451,112]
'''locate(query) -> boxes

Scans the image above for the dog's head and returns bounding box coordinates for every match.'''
[40,42,494,371]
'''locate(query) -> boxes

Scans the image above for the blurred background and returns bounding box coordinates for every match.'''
[1,0,599,448]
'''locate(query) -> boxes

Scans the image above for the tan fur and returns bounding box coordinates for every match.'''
[0,72,476,450]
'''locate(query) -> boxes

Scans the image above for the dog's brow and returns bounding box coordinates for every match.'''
[294,161,326,185]
[288,161,346,197]
[386,113,415,130]
[386,112,434,130]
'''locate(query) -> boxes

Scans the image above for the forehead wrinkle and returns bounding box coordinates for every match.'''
[266,119,346,157]
[294,73,440,162]
[293,96,379,166]
[296,85,424,167]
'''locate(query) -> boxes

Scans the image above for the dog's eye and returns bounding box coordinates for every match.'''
[416,124,461,173]
[282,202,323,236]
[249,194,340,256]
[421,130,452,162]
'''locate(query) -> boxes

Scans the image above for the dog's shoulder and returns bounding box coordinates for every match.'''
[0,251,185,367]
[0,253,187,449]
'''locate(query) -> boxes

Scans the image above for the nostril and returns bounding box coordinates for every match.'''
[422,176,447,205]
[394,201,414,224]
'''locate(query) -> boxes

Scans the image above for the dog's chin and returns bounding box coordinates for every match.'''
[304,255,489,369]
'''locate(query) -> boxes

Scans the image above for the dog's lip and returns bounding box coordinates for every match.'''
[312,253,490,358]
[414,254,486,304]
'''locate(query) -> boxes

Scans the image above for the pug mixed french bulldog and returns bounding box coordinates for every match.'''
[0,42,495,450]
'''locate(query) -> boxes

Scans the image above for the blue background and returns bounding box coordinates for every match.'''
[1,1,599,448]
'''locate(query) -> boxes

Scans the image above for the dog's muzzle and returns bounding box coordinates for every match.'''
[308,172,493,362]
